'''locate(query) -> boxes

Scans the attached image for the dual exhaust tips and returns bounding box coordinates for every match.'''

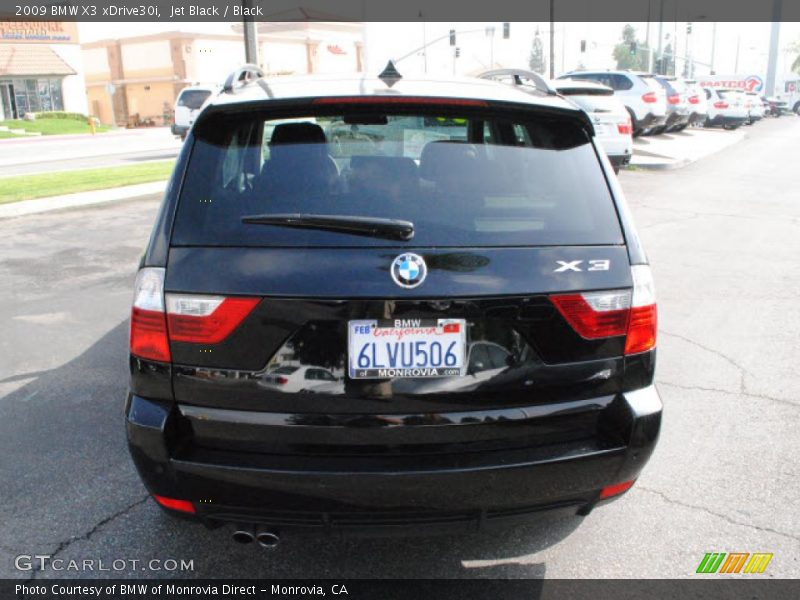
[232,524,280,548]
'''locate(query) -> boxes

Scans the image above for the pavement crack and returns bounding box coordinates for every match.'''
[29,495,150,580]
[660,330,750,393]
[637,486,800,543]
[656,381,798,408]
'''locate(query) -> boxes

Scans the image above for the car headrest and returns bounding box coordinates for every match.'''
[270,122,327,145]
[419,141,480,181]
[349,155,418,180]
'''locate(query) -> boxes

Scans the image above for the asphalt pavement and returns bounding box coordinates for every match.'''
[0,128,182,177]
[1,117,799,579]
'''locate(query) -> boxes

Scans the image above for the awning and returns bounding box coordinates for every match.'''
[0,44,76,77]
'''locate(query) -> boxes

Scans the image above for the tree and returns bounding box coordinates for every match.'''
[612,24,649,71]
[786,40,800,73]
[529,28,546,74]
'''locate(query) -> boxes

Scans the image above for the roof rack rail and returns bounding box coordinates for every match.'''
[222,64,265,93]
[477,68,557,96]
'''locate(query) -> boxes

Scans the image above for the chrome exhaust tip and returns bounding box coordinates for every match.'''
[231,524,255,544]
[255,526,280,549]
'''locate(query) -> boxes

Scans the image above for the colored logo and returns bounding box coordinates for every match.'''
[391,253,427,289]
[696,552,772,574]
[744,75,764,92]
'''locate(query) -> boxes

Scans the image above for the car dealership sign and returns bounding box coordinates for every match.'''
[697,75,764,92]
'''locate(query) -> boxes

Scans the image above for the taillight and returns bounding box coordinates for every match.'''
[688,95,700,104]
[550,265,657,355]
[617,118,632,134]
[624,265,657,354]
[641,91,657,103]
[550,290,631,339]
[166,294,259,344]
[275,376,289,385]
[130,267,260,361]
[667,94,680,105]
[130,268,170,362]
[714,101,729,109]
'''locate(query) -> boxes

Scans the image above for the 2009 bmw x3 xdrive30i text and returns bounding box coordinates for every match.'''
[126,65,661,545]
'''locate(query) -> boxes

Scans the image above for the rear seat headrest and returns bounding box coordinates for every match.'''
[419,141,480,181]
[270,122,327,145]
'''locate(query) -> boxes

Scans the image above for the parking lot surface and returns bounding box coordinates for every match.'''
[1,117,799,579]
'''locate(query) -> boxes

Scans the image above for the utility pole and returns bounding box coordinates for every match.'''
[734,35,741,73]
[645,0,652,72]
[242,0,258,65]
[549,0,555,78]
[656,0,664,74]
[710,22,717,74]
[765,0,782,98]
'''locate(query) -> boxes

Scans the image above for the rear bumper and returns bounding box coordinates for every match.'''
[634,113,666,130]
[707,115,747,127]
[126,385,662,535]
[171,124,189,136]
[608,154,632,169]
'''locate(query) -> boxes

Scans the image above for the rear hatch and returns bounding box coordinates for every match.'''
[152,98,651,455]
[557,86,631,146]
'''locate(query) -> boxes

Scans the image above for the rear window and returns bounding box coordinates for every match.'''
[271,366,299,374]
[172,105,623,248]
[177,89,212,109]
[561,92,624,114]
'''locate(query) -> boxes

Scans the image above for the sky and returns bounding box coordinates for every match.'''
[78,21,800,78]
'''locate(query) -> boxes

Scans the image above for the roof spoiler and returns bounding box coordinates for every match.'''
[222,64,265,93]
[476,69,557,96]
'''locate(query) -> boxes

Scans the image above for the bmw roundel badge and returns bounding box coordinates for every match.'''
[390,253,427,289]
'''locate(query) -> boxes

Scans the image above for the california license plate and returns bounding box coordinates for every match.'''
[348,319,467,379]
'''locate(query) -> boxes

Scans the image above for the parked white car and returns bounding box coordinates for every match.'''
[703,88,748,129]
[558,70,667,137]
[684,80,709,126]
[259,365,340,393]
[553,79,633,172]
[172,85,217,140]
[745,91,765,124]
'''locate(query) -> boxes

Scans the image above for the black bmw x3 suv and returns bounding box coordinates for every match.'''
[127,65,661,545]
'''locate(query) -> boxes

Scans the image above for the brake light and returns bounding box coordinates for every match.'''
[714,101,729,109]
[275,376,289,385]
[153,495,196,514]
[599,479,635,499]
[667,94,680,105]
[130,268,170,362]
[688,95,700,104]
[641,91,658,103]
[166,295,259,344]
[617,118,632,134]
[549,265,657,355]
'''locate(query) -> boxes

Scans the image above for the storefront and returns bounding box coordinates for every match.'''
[0,21,87,120]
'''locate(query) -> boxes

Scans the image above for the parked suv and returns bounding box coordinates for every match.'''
[172,84,217,141]
[552,78,633,172]
[652,76,691,133]
[704,88,748,129]
[684,80,709,126]
[558,70,667,136]
[127,65,662,545]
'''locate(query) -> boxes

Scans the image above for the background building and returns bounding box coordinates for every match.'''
[0,21,88,120]
[82,22,364,126]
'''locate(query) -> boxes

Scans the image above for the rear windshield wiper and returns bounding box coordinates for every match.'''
[241,213,415,241]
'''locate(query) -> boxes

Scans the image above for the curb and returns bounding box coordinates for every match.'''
[0,180,168,219]
[630,128,747,171]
